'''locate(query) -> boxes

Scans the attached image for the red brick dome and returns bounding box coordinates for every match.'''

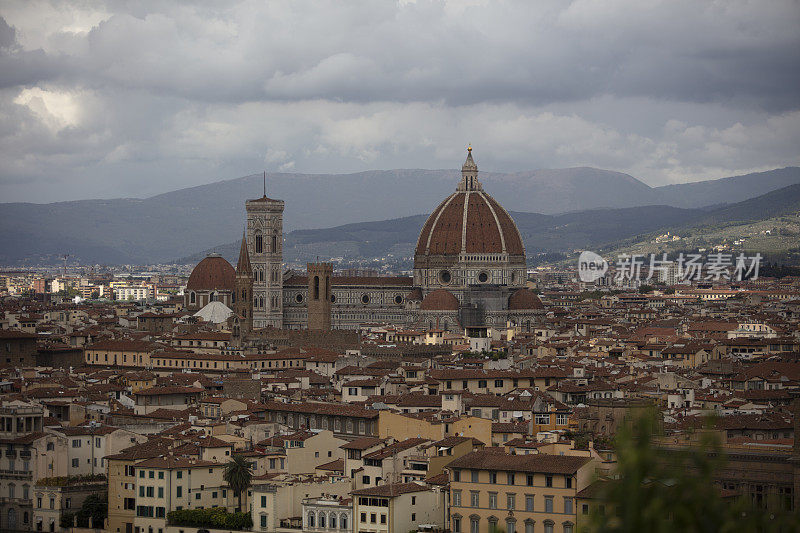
[421,289,460,311]
[508,288,543,310]
[186,254,235,292]
[415,191,525,257]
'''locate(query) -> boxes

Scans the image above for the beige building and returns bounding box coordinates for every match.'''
[250,477,351,532]
[132,455,231,533]
[33,477,107,532]
[445,450,597,533]
[352,482,443,533]
[378,411,492,445]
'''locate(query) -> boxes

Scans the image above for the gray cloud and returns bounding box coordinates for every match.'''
[0,0,799,203]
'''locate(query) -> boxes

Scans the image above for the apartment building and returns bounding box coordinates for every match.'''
[445,450,596,533]
[352,482,443,533]
[132,456,230,533]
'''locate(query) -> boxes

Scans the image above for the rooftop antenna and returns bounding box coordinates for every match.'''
[263,170,266,198]
[62,254,70,278]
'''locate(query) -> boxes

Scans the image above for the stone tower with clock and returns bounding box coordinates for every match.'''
[245,193,284,329]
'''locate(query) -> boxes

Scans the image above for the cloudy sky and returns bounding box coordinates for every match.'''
[1,0,799,203]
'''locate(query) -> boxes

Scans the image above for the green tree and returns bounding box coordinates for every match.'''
[224,454,254,512]
[76,492,107,528]
[585,410,794,533]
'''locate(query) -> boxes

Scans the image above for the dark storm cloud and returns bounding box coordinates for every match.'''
[0,0,799,202]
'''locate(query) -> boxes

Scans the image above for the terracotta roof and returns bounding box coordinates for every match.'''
[352,482,430,497]
[414,188,524,257]
[186,254,235,292]
[134,386,204,396]
[508,289,544,310]
[421,289,459,311]
[446,449,591,474]
[0,329,37,339]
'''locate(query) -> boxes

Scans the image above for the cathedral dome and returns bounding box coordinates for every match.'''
[413,149,527,291]
[420,289,460,311]
[508,288,544,310]
[186,254,236,292]
[415,190,525,257]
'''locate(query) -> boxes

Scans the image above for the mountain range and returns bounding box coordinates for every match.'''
[182,183,800,267]
[1,166,799,265]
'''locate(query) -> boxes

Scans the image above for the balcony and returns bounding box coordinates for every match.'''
[0,469,32,479]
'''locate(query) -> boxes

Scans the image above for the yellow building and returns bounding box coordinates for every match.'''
[132,455,232,533]
[353,482,443,533]
[378,411,492,445]
[445,450,596,533]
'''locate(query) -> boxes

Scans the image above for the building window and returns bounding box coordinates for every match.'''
[470,491,480,507]
[452,490,461,507]
[470,517,479,533]
[471,470,479,482]
[544,521,554,533]
[507,473,515,485]
[341,514,348,529]
[564,497,573,514]
[506,519,516,533]
[545,476,553,488]
[308,512,315,527]
[453,516,461,533]
[565,476,572,489]
[507,493,516,510]
[563,523,574,533]
[545,496,553,513]
[255,231,263,254]
[524,520,534,533]
[488,492,497,509]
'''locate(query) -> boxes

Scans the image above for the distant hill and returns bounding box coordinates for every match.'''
[595,183,800,260]
[1,166,799,265]
[178,205,704,266]
[181,183,800,268]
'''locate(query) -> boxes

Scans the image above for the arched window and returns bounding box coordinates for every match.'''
[255,230,263,254]
[524,520,535,533]
[330,513,336,529]
[272,232,278,252]
[46,442,54,451]
[340,514,348,530]
[308,512,315,528]
[190,292,196,304]
[543,521,554,533]
[314,276,320,300]
[8,483,15,498]
[319,513,326,528]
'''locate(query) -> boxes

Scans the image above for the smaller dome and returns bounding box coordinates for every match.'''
[421,289,460,311]
[406,288,423,301]
[187,254,235,292]
[508,288,544,310]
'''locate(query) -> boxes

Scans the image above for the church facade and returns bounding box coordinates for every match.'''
[185,149,543,333]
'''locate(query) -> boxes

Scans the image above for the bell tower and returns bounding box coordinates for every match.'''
[234,231,253,337]
[306,262,332,331]
[246,181,284,329]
